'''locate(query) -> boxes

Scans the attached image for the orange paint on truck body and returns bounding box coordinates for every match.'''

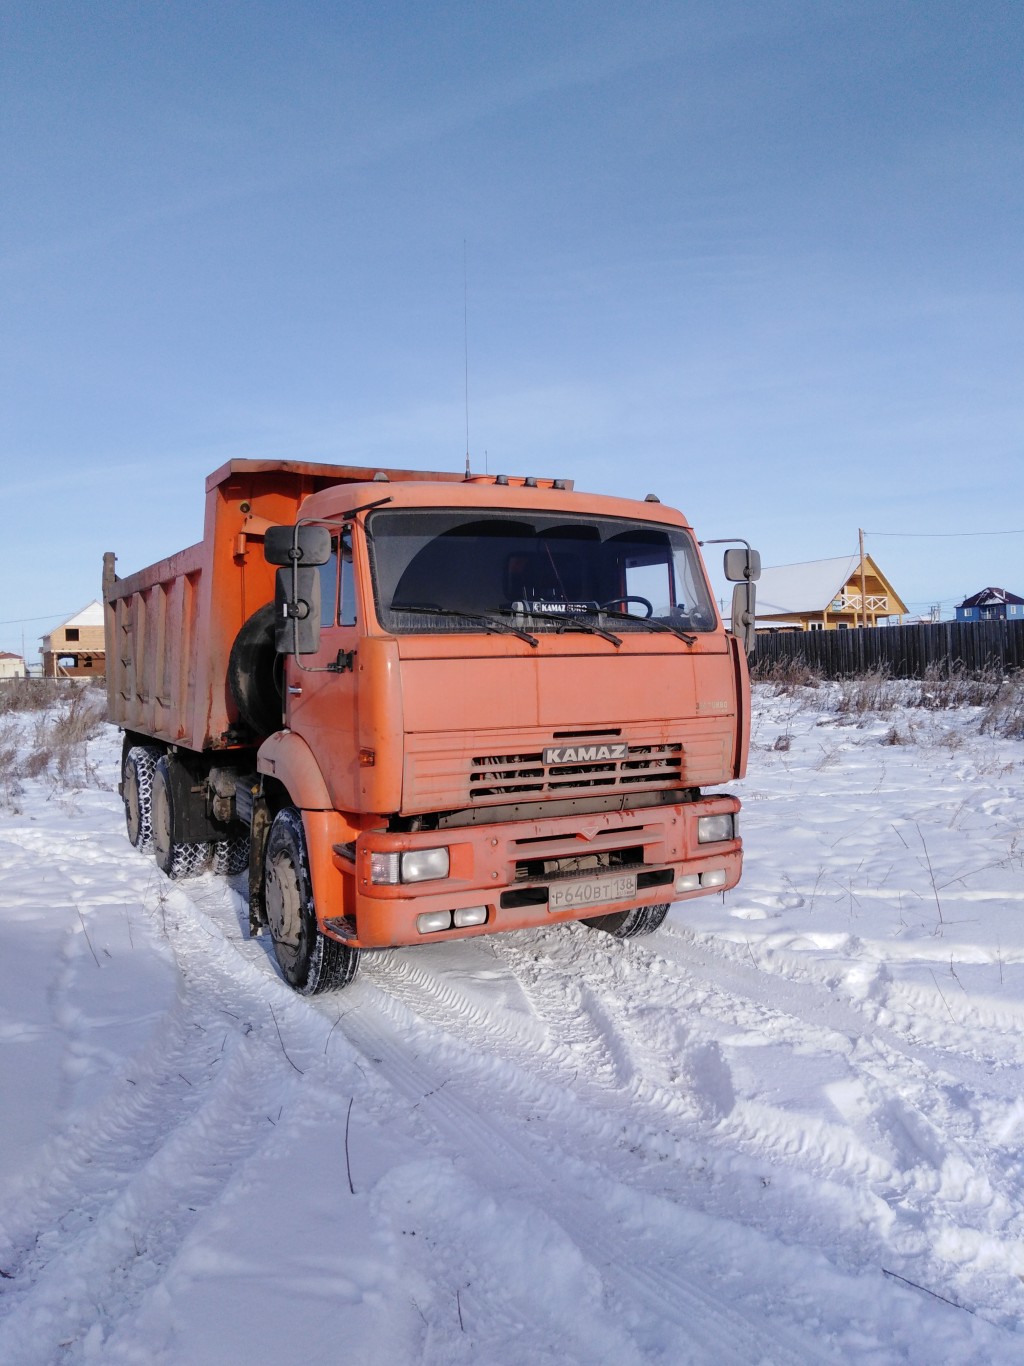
[105,460,750,951]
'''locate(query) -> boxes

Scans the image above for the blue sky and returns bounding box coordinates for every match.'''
[2,0,1021,656]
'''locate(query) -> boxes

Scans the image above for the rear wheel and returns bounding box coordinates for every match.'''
[123,745,161,851]
[583,902,670,938]
[152,755,212,880]
[263,807,359,994]
[213,836,249,877]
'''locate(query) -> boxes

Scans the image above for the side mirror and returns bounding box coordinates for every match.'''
[264,524,331,567]
[274,566,322,654]
[723,547,761,583]
[730,582,757,656]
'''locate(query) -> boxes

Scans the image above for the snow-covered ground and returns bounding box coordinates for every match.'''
[1,683,1023,1364]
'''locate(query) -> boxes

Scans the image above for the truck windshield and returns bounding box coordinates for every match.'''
[366,508,717,636]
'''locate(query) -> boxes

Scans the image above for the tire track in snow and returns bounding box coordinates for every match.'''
[364,921,1024,1327]
[8,719,1017,1358]
[0,867,319,1364]
[336,980,836,1366]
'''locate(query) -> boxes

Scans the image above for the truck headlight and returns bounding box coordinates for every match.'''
[371,847,451,885]
[401,847,450,882]
[697,814,736,844]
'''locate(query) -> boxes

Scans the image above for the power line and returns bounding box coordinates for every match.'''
[0,611,76,627]
[865,529,1024,539]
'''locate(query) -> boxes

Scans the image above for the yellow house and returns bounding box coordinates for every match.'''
[756,555,908,631]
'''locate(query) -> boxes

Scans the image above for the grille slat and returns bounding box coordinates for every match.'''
[470,743,682,799]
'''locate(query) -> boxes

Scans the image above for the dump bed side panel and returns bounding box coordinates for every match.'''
[104,460,413,751]
[104,544,206,745]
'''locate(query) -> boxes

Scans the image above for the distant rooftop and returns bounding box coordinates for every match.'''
[957,587,1024,609]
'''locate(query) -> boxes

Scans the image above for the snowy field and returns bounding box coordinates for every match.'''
[1,680,1023,1365]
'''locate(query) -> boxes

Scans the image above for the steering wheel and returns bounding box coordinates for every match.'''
[598,596,653,618]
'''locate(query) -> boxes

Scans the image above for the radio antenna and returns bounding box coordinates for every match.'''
[463,239,471,477]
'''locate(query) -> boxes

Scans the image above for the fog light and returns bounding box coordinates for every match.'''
[700,868,727,888]
[416,910,453,934]
[370,851,401,885]
[698,814,735,844]
[401,847,450,882]
[453,906,487,928]
[675,874,700,893]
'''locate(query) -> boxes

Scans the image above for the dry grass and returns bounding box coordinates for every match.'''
[0,677,66,715]
[750,657,823,693]
[755,660,1024,743]
[833,669,903,716]
[0,679,108,809]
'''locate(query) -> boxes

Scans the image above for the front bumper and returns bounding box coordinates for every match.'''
[315,795,741,949]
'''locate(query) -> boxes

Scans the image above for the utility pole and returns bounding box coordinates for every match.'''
[858,528,868,629]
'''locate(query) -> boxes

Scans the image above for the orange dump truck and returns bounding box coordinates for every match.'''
[103,459,759,993]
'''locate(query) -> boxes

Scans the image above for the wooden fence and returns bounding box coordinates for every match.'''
[753,619,1024,679]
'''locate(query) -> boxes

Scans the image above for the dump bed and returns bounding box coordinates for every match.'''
[103,458,465,752]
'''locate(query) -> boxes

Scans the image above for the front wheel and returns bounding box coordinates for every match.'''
[263,807,359,994]
[583,902,670,938]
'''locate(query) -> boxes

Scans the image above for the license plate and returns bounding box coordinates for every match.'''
[548,873,638,913]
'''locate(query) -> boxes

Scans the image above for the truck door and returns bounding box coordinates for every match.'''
[285,529,361,812]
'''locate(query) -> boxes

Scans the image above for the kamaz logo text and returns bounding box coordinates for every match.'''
[543,743,628,764]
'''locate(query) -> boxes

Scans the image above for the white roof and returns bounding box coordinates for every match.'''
[61,600,104,628]
[756,556,862,616]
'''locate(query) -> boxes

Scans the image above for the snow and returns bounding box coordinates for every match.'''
[2,685,1024,1363]
[754,555,864,617]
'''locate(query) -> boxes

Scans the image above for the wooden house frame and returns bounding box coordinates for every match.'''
[41,601,107,678]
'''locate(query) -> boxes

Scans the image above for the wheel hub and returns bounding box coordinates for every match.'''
[265,852,302,963]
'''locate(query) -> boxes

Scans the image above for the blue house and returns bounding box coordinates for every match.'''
[955,587,1024,622]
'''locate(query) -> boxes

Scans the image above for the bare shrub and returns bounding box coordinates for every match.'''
[979,674,1024,740]
[751,657,822,693]
[833,669,902,716]
[0,718,24,810]
[0,678,63,715]
[898,665,1024,741]
[0,684,108,796]
[48,688,107,786]
[910,663,1006,711]
[22,748,51,778]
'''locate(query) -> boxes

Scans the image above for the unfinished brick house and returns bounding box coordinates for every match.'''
[41,601,106,678]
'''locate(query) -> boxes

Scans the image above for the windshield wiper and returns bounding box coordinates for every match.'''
[593,610,697,645]
[499,607,621,647]
[392,603,538,647]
